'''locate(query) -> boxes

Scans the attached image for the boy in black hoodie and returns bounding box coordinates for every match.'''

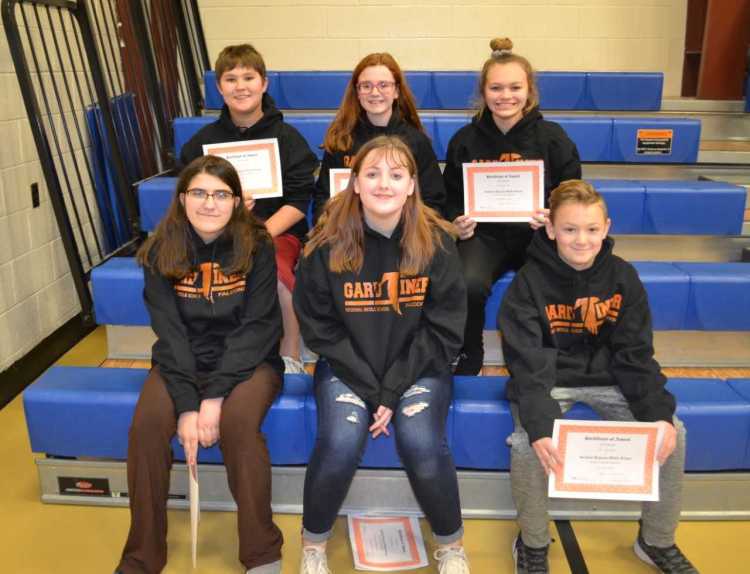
[499,180,697,574]
[180,44,317,375]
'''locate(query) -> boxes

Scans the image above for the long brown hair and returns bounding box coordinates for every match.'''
[323,53,423,154]
[477,37,539,115]
[305,136,456,275]
[137,155,270,279]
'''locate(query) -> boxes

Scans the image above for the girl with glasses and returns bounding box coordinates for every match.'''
[116,155,285,574]
[312,53,446,222]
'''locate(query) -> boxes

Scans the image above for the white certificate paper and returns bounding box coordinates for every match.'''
[329,168,351,197]
[347,515,428,571]
[462,160,544,222]
[189,464,200,568]
[549,419,663,502]
[202,138,283,198]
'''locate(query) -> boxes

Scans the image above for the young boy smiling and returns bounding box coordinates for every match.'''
[499,180,697,574]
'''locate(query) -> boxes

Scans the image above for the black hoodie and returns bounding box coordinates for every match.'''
[499,231,675,444]
[313,110,446,222]
[293,225,466,409]
[179,95,317,241]
[443,107,581,225]
[144,228,283,415]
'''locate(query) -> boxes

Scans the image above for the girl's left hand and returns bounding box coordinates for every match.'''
[655,420,677,464]
[369,405,393,439]
[529,208,550,230]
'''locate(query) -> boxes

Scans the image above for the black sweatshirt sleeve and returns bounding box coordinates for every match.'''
[293,247,381,406]
[203,240,283,399]
[379,235,466,409]
[498,271,562,443]
[143,266,201,415]
[547,125,582,189]
[609,267,675,423]
[414,133,447,217]
[312,150,335,225]
[178,130,205,170]
[279,125,317,216]
[442,134,465,222]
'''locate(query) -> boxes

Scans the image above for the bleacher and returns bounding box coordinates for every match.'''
[22,70,750,516]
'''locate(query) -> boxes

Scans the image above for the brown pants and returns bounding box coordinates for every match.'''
[117,364,283,574]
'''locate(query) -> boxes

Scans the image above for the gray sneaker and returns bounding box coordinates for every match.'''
[512,535,549,574]
[300,546,331,574]
[634,529,698,573]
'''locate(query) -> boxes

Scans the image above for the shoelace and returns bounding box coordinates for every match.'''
[648,545,697,573]
[434,547,470,574]
[301,547,331,574]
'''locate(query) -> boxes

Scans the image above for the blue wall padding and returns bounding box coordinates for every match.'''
[632,262,690,330]
[484,273,514,330]
[431,72,479,109]
[674,263,750,330]
[727,379,750,466]
[537,72,588,110]
[642,180,746,235]
[173,116,213,159]
[92,257,149,326]
[666,378,750,470]
[586,72,663,111]
[550,116,613,162]
[138,177,177,232]
[590,179,646,234]
[610,118,700,163]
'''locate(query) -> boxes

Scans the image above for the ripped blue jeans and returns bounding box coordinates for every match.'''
[302,359,463,544]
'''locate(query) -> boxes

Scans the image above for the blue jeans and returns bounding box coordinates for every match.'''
[302,360,463,544]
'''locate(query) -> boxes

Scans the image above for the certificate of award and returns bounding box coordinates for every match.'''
[462,160,544,222]
[329,168,352,197]
[347,515,428,571]
[202,139,283,198]
[549,419,663,502]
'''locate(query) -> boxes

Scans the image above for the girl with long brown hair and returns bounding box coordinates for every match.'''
[312,52,445,221]
[116,155,285,574]
[294,136,470,574]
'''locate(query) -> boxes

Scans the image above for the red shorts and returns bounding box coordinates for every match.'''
[274,233,301,291]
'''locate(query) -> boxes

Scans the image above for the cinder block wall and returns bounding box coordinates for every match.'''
[198,0,688,96]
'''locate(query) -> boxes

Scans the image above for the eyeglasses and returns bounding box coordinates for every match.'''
[356,81,396,94]
[185,188,235,203]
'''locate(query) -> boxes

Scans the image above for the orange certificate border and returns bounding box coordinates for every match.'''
[554,422,658,495]
[463,161,543,219]
[351,516,422,569]
[330,168,352,197]
[203,140,281,198]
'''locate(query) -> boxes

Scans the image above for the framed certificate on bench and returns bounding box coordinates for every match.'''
[462,160,544,222]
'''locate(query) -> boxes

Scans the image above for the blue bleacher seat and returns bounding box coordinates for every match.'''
[24,367,313,465]
[405,71,434,108]
[632,262,690,330]
[537,72,588,110]
[666,378,750,470]
[91,258,149,326]
[173,116,213,159]
[277,72,349,109]
[431,72,479,109]
[138,177,177,232]
[432,114,470,161]
[642,180,746,235]
[610,118,701,163]
[586,72,663,111]
[285,115,334,160]
[591,179,646,234]
[550,116,613,162]
[484,273,514,330]
[674,263,750,330]
[727,379,750,466]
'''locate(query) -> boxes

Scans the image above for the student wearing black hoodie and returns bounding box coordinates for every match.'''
[499,180,696,574]
[294,137,470,574]
[179,44,317,375]
[444,38,581,375]
[115,156,284,574]
[312,52,445,222]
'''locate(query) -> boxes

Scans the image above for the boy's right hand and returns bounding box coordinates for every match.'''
[242,191,255,212]
[177,411,199,467]
[453,215,477,240]
[532,437,562,476]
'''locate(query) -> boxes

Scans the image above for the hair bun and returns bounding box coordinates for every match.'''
[490,37,513,53]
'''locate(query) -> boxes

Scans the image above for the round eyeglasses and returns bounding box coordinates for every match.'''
[356,81,396,94]
[185,188,235,203]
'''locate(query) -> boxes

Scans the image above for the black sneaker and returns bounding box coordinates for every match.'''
[454,350,483,376]
[512,535,549,574]
[634,529,698,573]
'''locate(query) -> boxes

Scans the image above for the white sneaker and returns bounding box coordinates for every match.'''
[246,559,281,573]
[434,546,470,574]
[282,355,306,374]
[300,545,331,574]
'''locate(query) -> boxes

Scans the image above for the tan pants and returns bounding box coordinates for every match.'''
[117,364,283,573]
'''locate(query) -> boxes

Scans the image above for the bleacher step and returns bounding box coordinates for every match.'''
[33,458,750,519]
